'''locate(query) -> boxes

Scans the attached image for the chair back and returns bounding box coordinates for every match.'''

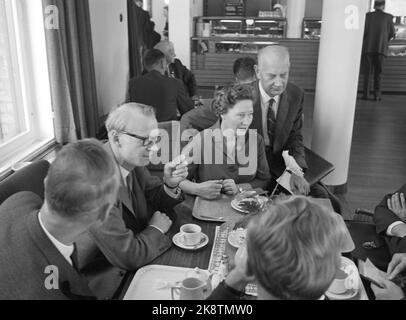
[0,160,50,205]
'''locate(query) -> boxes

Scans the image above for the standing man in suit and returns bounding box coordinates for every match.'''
[129,49,194,122]
[251,45,309,195]
[361,0,395,101]
[0,139,120,299]
[374,183,406,255]
[154,40,198,98]
[75,103,188,299]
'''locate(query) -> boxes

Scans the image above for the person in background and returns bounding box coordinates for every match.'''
[179,56,257,134]
[129,49,194,122]
[0,139,120,299]
[75,103,188,299]
[371,253,406,300]
[154,40,198,98]
[163,5,169,39]
[361,0,395,101]
[208,196,347,300]
[373,183,406,254]
[180,83,270,200]
[232,57,257,85]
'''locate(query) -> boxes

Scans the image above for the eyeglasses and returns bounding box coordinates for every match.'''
[121,131,161,147]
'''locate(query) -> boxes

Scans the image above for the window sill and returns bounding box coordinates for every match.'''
[0,138,57,181]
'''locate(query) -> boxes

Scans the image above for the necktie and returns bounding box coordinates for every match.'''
[267,98,276,145]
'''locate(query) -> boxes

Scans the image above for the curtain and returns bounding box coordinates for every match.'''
[42,0,99,144]
[128,0,144,79]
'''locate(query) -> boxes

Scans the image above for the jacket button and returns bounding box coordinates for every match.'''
[119,271,126,277]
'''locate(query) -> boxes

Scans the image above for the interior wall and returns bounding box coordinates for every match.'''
[151,0,166,39]
[89,0,129,117]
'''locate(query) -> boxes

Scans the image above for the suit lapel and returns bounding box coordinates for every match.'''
[273,91,289,153]
[252,81,263,136]
[118,184,135,215]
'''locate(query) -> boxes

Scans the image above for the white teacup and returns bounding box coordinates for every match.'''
[180,224,202,246]
[328,266,358,294]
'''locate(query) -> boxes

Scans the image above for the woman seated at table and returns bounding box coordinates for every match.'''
[179,83,271,199]
[208,196,348,300]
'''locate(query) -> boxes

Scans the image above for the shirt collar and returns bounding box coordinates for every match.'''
[259,82,280,105]
[38,211,74,265]
[120,166,130,182]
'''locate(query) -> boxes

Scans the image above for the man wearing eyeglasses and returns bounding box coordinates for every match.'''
[75,103,188,299]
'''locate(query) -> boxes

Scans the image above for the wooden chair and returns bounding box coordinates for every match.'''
[0,160,50,205]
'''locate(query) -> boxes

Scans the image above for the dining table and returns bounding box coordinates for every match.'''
[120,194,368,300]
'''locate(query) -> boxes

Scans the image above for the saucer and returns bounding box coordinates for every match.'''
[172,232,209,250]
[228,228,247,248]
[325,288,358,300]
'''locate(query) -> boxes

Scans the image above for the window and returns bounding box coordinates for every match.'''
[0,0,54,174]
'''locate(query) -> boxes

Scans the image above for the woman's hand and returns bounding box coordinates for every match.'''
[222,179,239,196]
[196,180,223,199]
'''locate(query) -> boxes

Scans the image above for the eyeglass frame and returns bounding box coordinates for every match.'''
[121,131,161,147]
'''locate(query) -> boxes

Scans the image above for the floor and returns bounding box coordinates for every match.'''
[199,88,406,219]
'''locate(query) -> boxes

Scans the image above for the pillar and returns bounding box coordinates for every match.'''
[168,0,203,68]
[311,0,369,187]
[286,0,306,38]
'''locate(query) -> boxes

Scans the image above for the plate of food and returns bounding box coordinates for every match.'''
[231,191,268,214]
[228,228,247,248]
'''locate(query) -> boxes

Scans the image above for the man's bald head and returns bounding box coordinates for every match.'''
[258,45,290,68]
[255,45,290,97]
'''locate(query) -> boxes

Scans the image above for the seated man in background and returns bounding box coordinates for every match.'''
[180,83,270,199]
[154,40,197,98]
[75,103,188,300]
[129,49,193,122]
[208,196,348,300]
[180,56,257,134]
[0,139,120,299]
[374,183,406,254]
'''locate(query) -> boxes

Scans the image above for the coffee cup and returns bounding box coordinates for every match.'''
[171,277,208,300]
[328,269,348,294]
[180,224,202,246]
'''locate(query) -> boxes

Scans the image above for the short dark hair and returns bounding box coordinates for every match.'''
[233,57,257,82]
[45,139,119,217]
[144,49,165,70]
[374,0,385,8]
[212,83,255,117]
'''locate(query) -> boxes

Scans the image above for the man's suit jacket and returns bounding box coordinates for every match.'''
[374,183,406,235]
[250,81,307,177]
[0,192,94,300]
[129,70,194,122]
[169,58,197,98]
[75,143,184,299]
[362,10,395,56]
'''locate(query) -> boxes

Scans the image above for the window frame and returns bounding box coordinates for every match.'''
[0,0,55,173]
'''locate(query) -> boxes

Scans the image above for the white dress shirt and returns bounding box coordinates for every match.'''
[38,211,74,266]
[258,82,280,147]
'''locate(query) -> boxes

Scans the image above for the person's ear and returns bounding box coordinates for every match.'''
[254,64,260,77]
[111,131,121,147]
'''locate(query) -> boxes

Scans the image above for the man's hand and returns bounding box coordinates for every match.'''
[387,193,406,222]
[387,253,406,280]
[196,180,223,199]
[222,179,239,196]
[290,173,310,195]
[371,278,405,300]
[225,245,255,291]
[163,155,188,188]
[149,211,172,234]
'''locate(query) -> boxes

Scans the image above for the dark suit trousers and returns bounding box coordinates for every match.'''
[362,53,384,97]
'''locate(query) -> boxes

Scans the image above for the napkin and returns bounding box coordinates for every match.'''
[276,169,293,195]
[358,258,387,287]
[282,150,304,177]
